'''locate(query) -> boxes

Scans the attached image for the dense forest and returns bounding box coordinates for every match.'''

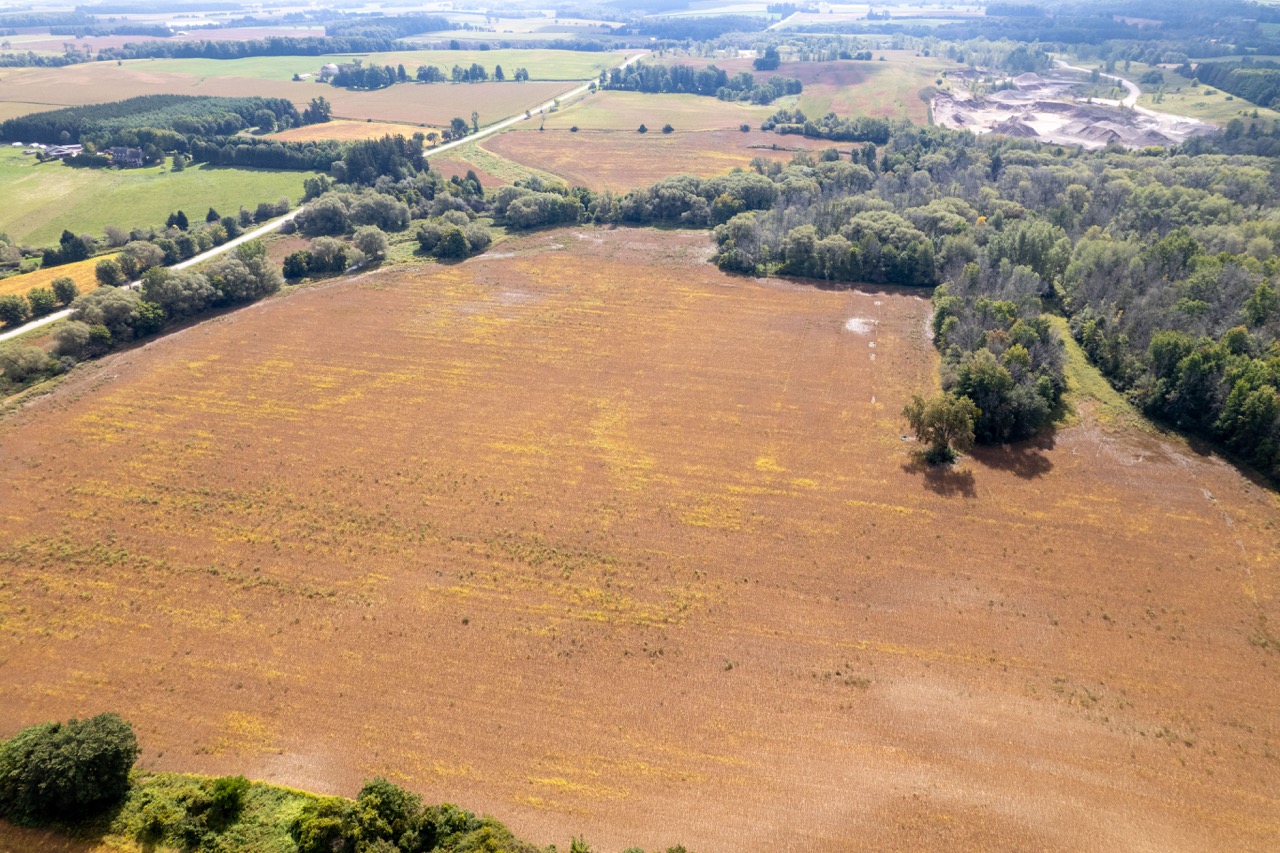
[0,95,345,171]
[323,13,450,40]
[601,62,801,104]
[0,95,303,146]
[1192,59,1280,111]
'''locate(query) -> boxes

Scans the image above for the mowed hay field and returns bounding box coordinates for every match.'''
[654,53,951,123]
[0,150,313,247]
[272,119,440,143]
[484,128,832,191]
[543,89,776,131]
[0,64,570,129]
[1,229,1279,852]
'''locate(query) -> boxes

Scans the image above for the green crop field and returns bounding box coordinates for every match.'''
[543,90,776,131]
[138,48,626,83]
[0,150,314,247]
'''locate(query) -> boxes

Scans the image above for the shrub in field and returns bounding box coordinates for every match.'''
[903,393,979,464]
[96,257,125,287]
[637,123,648,134]
[353,225,389,263]
[0,712,138,824]
[0,294,30,326]
[0,346,51,384]
[283,251,312,280]
[436,226,471,259]
[205,240,282,304]
[41,230,93,269]
[118,241,165,279]
[51,276,80,306]
[141,268,216,320]
[416,218,487,260]
[307,237,350,273]
[70,285,164,342]
[662,123,674,134]
[26,287,57,317]
[53,321,92,359]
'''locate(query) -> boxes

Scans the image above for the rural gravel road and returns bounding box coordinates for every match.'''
[0,52,647,345]
[1055,60,1141,108]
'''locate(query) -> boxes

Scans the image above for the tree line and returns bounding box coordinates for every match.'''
[601,61,801,104]
[762,107,892,143]
[1191,59,1280,110]
[323,13,450,40]
[327,60,529,90]
[0,95,302,147]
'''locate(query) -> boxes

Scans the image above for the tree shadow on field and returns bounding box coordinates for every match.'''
[901,456,977,498]
[968,431,1056,479]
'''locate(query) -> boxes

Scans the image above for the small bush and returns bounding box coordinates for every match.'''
[0,294,30,326]
[0,713,139,824]
[51,276,79,305]
[26,287,57,317]
[662,123,674,134]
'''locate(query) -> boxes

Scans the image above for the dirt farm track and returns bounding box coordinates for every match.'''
[0,229,1277,852]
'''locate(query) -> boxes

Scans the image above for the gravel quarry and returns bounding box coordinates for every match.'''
[933,68,1216,149]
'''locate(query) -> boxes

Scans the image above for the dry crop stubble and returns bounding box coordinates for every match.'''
[0,64,568,128]
[0,229,1277,852]
[482,128,831,191]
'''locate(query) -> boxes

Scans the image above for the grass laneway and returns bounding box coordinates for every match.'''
[1048,315,1150,431]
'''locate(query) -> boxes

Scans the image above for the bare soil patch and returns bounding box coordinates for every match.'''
[934,71,1215,149]
[0,229,1277,853]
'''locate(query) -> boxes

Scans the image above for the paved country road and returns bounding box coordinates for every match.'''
[0,51,647,345]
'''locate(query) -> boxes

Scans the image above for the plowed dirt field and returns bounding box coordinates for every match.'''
[1,229,1277,852]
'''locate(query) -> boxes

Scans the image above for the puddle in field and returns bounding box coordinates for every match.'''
[845,317,873,334]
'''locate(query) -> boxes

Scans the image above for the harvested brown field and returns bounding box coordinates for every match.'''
[272,120,439,143]
[1,228,1278,853]
[0,64,568,128]
[484,127,831,190]
[0,102,59,123]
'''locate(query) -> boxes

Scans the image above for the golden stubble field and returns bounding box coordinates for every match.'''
[0,229,1278,852]
[483,128,831,191]
[0,64,567,128]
